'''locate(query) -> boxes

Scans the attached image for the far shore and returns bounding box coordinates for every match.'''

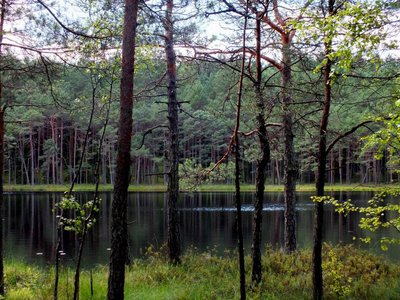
[3,183,400,193]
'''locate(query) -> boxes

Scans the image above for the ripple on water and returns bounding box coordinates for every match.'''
[183,203,314,212]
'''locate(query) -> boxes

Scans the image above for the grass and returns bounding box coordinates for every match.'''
[3,244,400,299]
[4,183,400,193]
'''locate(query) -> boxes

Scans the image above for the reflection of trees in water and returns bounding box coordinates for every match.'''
[4,191,397,266]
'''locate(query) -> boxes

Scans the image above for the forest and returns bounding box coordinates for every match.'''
[1,0,400,299]
[5,59,400,186]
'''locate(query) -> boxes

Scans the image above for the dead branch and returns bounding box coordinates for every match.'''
[137,124,169,150]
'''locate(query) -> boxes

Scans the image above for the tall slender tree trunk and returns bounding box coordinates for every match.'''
[373,154,377,184]
[69,128,74,183]
[73,128,77,183]
[50,117,56,184]
[109,142,114,185]
[136,157,140,184]
[234,3,249,298]
[18,138,30,184]
[346,144,351,184]
[38,128,42,184]
[0,109,4,297]
[251,15,271,284]
[313,2,334,298]
[338,143,343,185]
[7,154,10,185]
[29,127,35,185]
[329,150,335,184]
[164,0,180,264]
[0,0,7,294]
[282,34,296,253]
[276,159,281,185]
[107,1,139,299]
[59,120,64,184]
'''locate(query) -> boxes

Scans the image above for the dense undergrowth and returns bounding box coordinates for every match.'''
[3,244,400,299]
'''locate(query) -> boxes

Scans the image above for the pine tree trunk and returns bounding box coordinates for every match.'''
[373,154,377,184]
[251,16,270,284]
[74,128,77,183]
[164,0,181,264]
[59,120,64,184]
[50,117,56,184]
[7,155,10,185]
[282,34,296,253]
[19,138,30,185]
[234,5,249,298]
[136,157,140,185]
[38,128,42,184]
[29,127,35,185]
[107,1,139,299]
[0,1,6,293]
[109,142,114,185]
[69,128,74,183]
[313,2,334,298]
[0,109,5,297]
[346,144,351,184]
[276,159,281,185]
[338,144,343,185]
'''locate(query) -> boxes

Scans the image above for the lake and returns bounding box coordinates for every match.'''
[3,191,398,266]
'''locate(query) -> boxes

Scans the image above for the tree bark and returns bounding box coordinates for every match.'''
[234,3,249,298]
[330,150,334,184]
[50,117,57,184]
[313,1,334,298]
[107,1,139,299]
[164,0,181,264]
[29,126,35,185]
[346,144,351,184]
[0,109,4,297]
[19,137,30,185]
[60,120,64,184]
[276,159,281,185]
[282,33,296,253]
[73,128,77,183]
[0,0,6,294]
[251,15,271,284]
[338,143,343,185]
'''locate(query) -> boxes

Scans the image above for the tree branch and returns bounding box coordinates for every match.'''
[326,120,373,154]
[137,124,169,150]
[36,0,114,39]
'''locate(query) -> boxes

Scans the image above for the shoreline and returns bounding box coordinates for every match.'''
[3,183,400,193]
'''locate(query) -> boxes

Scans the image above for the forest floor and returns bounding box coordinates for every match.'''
[3,183,400,193]
[4,244,400,299]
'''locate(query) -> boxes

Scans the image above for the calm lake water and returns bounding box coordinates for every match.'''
[3,191,398,266]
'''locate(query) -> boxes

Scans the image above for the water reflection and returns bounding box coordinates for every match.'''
[3,191,398,266]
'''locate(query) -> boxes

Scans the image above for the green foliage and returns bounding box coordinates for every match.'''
[327,190,400,251]
[323,248,352,298]
[179,159,236,190]
[179,159,204,189]
[207,161,235,184]
[56,193,100,234]
[358,191,400,250]
[293,1,389,77]
[311,195,358,216]
[363,84,400,171]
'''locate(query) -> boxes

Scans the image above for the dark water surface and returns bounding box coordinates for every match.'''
[3,191,398,266]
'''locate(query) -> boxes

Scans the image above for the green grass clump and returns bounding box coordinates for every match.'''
[2,244,400,299]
